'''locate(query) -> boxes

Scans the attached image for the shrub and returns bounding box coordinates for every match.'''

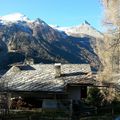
[86,87,104,107]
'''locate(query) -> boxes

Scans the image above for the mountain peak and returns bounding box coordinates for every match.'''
[34,18,47,25]
[84,20,91,25]
[51,22,103,38]
[0,13,29,22]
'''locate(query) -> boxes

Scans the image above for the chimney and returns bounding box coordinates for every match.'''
[54,63,61,78]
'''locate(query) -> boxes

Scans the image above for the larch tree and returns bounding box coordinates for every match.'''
[97,0,120,102]
[102,0,120,26]
[101,0,120,75]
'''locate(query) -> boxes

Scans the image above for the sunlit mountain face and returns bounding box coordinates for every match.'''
[0,13,104,71]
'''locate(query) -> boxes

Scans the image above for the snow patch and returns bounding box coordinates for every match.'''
[0,13,30,23]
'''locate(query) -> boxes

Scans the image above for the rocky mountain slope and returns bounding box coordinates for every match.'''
[51,21,103,39]
[0,13,104,71]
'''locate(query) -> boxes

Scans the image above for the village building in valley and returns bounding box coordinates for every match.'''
[0,63,96,111]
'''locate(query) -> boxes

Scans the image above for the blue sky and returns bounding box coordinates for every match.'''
[0,0,103,31]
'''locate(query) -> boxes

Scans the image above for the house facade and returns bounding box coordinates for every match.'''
[0,63,95,110]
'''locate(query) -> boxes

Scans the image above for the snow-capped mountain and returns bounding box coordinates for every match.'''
[0,13,30,24]
[50,21,103,39]
[0,13,104,71]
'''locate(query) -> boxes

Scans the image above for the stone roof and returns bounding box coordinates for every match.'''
[0,64,95,92]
